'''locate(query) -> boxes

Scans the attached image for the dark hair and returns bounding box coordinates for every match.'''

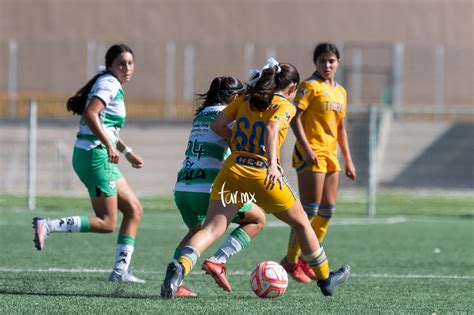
[248,63,300,111]
[313,42,340,64]
[195,76,244,115]
[66,43,134,115]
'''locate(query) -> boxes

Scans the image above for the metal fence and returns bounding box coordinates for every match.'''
[1,104,472,215]
[1,39,473,120]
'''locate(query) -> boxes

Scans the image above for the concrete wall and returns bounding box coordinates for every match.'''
[0,0,472,106]
[2,117,472,196]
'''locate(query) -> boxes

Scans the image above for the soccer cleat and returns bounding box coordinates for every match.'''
[280,257,311,283]
[32,217,50,251]
[161,261,184,299]
[298,257,317,280]
[317,264,351,296]
[202,260,232,292]
[176,285,198,297]
[109,269,146,283]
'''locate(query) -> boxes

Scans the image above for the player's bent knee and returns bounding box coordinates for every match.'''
[93,214,117,233]
[95,220,116,233]
[102,225,115,233]
[134,203,144,220]
[255,221,265,233]
[255,214,266,231]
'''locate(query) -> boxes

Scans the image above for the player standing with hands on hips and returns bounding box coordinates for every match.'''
[32,43,146,283]
[281,43,357,283]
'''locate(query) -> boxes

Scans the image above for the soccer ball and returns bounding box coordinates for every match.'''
[250,261,288,298]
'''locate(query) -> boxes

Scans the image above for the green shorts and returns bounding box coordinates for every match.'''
[72,146,124,197]
[174,190,253,228]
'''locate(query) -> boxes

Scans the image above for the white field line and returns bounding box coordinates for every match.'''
[0,216,413,228]
[0,267,473,280]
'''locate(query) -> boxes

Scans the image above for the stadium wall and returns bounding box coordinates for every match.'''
[1,112,472,196]
[0,0,472,106]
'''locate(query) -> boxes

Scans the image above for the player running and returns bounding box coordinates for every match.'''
[171,76,266,297]
[161,58,351,298]
[32,44,145,283]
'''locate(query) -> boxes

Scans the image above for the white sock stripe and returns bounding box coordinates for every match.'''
[318,208,335,213]
[229,236,243,252]
[181,246,200,266]
[302,247,326,265]
[303,207,319,217]
[212,236,243,264]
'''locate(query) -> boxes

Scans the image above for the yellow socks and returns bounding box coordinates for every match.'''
[286,229,301,264]
[286,203,319,264]
[311,205,335,242]
[311,216,330,242]
[303,247,330,280]
[177,246,200,276]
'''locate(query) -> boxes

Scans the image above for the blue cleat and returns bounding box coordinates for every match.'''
[318,264,351,296]
[161,261,184,299]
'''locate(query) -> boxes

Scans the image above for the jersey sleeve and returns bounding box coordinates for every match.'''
[92,76,120,107]
[222,96,241,120]
[269,100,296,127]
[339,86,348,119]
[293,81,314,111]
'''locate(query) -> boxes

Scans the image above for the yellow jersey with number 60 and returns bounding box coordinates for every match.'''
[222,94,296,179]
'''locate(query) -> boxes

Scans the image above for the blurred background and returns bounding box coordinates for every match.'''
[0,0,472,213]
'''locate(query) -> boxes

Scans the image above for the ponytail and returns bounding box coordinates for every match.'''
[195,76,244,116]
[66,73,102,115]
[248,68,277,111]
[247,62,300,111]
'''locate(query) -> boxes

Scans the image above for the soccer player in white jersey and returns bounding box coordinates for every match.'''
[32,44,146,283]
[171,76,266,296]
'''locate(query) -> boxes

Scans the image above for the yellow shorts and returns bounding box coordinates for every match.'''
[210,168,298,214]
[292,147,341,174]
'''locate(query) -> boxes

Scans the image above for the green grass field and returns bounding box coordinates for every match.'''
[1,193,473,313]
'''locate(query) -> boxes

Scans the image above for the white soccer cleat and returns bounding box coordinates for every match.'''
[32,217,50,251]
[109,269,146,283]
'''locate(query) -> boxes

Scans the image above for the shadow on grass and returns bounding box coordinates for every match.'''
[0,288,257,301]
[0,288,163,300]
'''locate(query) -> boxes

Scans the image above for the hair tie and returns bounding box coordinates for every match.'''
[264,57,281,73]
[97,65,106,74]
[246,69,262,87]
[275,64,282,73]
[246,57,282,87]
[220,87,246,95]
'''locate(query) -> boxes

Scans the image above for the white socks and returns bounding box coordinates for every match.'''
[212,235,243,264]
[48,216,82,233]
[113,244,135,274]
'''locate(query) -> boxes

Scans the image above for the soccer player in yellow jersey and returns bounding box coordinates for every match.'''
[281,43,357,283]
[161,58,351,298]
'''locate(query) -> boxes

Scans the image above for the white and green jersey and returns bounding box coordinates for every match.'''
[174,105,231,193]
[74,73,126,150]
